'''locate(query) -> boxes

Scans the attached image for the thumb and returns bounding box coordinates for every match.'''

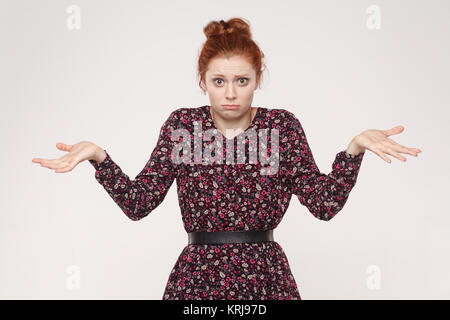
[384,125,404,136]
[56,142,72,151]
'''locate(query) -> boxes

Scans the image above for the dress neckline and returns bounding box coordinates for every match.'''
[204,105,262,142]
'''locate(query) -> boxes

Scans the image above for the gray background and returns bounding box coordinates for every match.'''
[1,0,449,299]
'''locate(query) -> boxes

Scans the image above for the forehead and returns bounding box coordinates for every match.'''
[206,55,254,77]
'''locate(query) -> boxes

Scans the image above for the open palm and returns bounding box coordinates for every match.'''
[355,126,422,163]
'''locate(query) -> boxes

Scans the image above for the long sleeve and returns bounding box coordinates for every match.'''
[89,109,180,221]
[280,110,364,221]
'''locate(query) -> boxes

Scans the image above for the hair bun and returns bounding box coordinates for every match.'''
[204,18,252,39]
[198,17,266,94]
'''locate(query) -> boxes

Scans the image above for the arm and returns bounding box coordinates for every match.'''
[89,109,180,221]
[281,111,364,221]
[91,148,107,164]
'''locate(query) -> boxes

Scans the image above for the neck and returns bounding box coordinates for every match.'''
[210,106,256,139]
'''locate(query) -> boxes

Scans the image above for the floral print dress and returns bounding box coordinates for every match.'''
[89,105,365,300]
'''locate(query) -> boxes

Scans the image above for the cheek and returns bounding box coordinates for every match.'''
[209,90,222,99]
[242,88,255,97]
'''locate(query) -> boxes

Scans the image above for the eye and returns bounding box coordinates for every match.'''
[213,78,224,86]
[238,78,249,85]
[213,78,249,86]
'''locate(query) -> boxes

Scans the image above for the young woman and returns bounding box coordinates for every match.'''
[32,18,421,300]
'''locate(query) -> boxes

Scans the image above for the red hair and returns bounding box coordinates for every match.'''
[197,17,267,94]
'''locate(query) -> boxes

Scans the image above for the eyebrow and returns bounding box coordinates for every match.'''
[211,74,251,77]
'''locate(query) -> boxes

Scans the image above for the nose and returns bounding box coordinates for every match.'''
[225,83,237,100]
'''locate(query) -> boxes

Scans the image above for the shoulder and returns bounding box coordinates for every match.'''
[163,106,199,124]
[161,106,207,133]
[259,107,301,128]
[168,106,206,121]
[275,108,298,121]
[265,108,305,144]
[166,107,185,120]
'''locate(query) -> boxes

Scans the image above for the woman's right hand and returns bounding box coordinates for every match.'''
[32,141,103,173]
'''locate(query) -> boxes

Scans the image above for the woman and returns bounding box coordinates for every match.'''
[31,18,421,300]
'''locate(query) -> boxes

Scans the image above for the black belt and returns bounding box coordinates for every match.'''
[188,230,274,245]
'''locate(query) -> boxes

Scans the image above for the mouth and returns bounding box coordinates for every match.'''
[222,104,240,110]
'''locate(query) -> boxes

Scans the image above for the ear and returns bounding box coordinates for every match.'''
[255,77,261,90]
[200,79,207,94]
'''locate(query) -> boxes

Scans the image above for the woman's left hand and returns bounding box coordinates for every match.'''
[346,125,422,163]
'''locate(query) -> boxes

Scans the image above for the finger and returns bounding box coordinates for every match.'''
[383,125,404,136]
[386,140,419,156]
[40,158,63,165]
[405,147,422,154]
[55,165,72,173]
[38,159,57,168]
[382,146,407,162]
[56,142,72,151]
[41,160,70,169]
[34,159,54,166]
[407,148,421,156]
[32,158,52,164]
[35,158,56,163]
[373,148,393,163]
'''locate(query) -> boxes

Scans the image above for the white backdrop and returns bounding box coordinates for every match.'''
[1,0,449,299]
